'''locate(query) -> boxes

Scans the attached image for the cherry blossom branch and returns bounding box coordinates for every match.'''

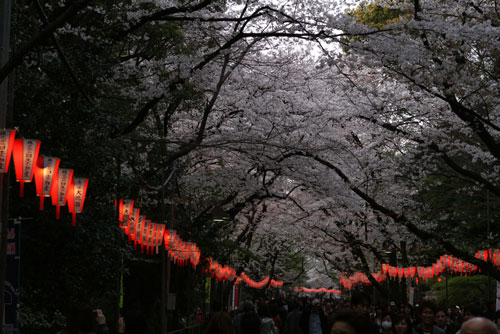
[281,150,500,281]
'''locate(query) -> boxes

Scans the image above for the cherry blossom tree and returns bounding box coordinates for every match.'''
[9,0,500,327]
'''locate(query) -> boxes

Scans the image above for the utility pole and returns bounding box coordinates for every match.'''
[445,273,448,309]
[165,203,175,332]
[160,181,167,334]
[487,190,492,309]
[0,0,12,331]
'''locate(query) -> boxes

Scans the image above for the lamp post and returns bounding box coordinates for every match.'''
[210,206,231,311]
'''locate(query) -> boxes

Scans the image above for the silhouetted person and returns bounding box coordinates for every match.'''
[235,300,256,334]
[242,311,262,334]
[283,300,303,334]
[205,311,235,334]
[460,317,497,334]
[328,310,371,334]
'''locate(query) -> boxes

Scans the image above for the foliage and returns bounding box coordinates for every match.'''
[348,1,409,29]
[427,275,496,308]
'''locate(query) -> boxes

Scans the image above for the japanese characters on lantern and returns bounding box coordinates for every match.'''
[34,156,60,210]
[67,177,88,227]
[13,138,41,197]
[0,129,15,173]
[51,168,73,219]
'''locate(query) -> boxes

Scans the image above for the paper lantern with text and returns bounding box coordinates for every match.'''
[67,177,88,227]
[155,224,166,254]
[34,156,60,210]
[141,220,151,253]
[134,215,145,249]
[164,230,177,250]
[118,199,134,230]
[0,129,16,173]
[148,223,157,255]
[121,204,133,236]
[13,138,41,197]
[128,208,140,241]
[51,168,73,219]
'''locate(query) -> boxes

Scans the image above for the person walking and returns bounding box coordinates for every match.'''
[393,314,411,334]
[259,303,278,334]
[434,309,456,334]
[329,310,372,334]
[459,317,497,334]
[411,301,445,334]
[299,299,327,334]
[204,311,235,334]
[283,300,303,334]
[380,312,393,334]
[235,300,255,334]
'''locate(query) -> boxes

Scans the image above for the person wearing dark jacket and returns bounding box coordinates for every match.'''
[283,300,303,334]
[235,300,255,334]
[412,301,445,334]
[299,299,327,334]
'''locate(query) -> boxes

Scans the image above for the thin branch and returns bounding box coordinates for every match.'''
[0,0,89,83]
[34,0,94,104]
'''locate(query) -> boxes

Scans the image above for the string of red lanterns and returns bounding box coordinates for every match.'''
[291,287,342,295]
[207,258,284,289]
[340,249,500,290]
[8,127,497,296]
[116,199,202,267]
[1,130,341,296]
[115,198,286,289]
[0,129,88,226]
[115,202,342,294]
[339,272,386,290]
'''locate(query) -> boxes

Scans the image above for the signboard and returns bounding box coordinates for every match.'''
[408,287,415,306]
[167,293,176,311]
[4,219,20,334]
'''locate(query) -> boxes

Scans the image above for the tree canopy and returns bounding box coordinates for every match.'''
[2,0,500,331]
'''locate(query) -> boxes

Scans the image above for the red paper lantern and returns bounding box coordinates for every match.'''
[0,129,16,173]
[140,220,151,253]
[51,168,73,219]
[128,208,140,241]
[67,177,88,227]
[155,224,166,254]
[134,215,145,249]
[164,230,177,250]
[148,223,157,255]
[34,156,60,210]
[118,199,134,230]
[12,138,41,197]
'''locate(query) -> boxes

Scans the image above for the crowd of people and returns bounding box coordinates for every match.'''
[53,292,500,334]
[204,292,500,334]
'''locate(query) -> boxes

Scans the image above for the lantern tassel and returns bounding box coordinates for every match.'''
[72,212,76,227]
[19,181,25,198]
[56,205,61,220]
[40,196,44,210]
